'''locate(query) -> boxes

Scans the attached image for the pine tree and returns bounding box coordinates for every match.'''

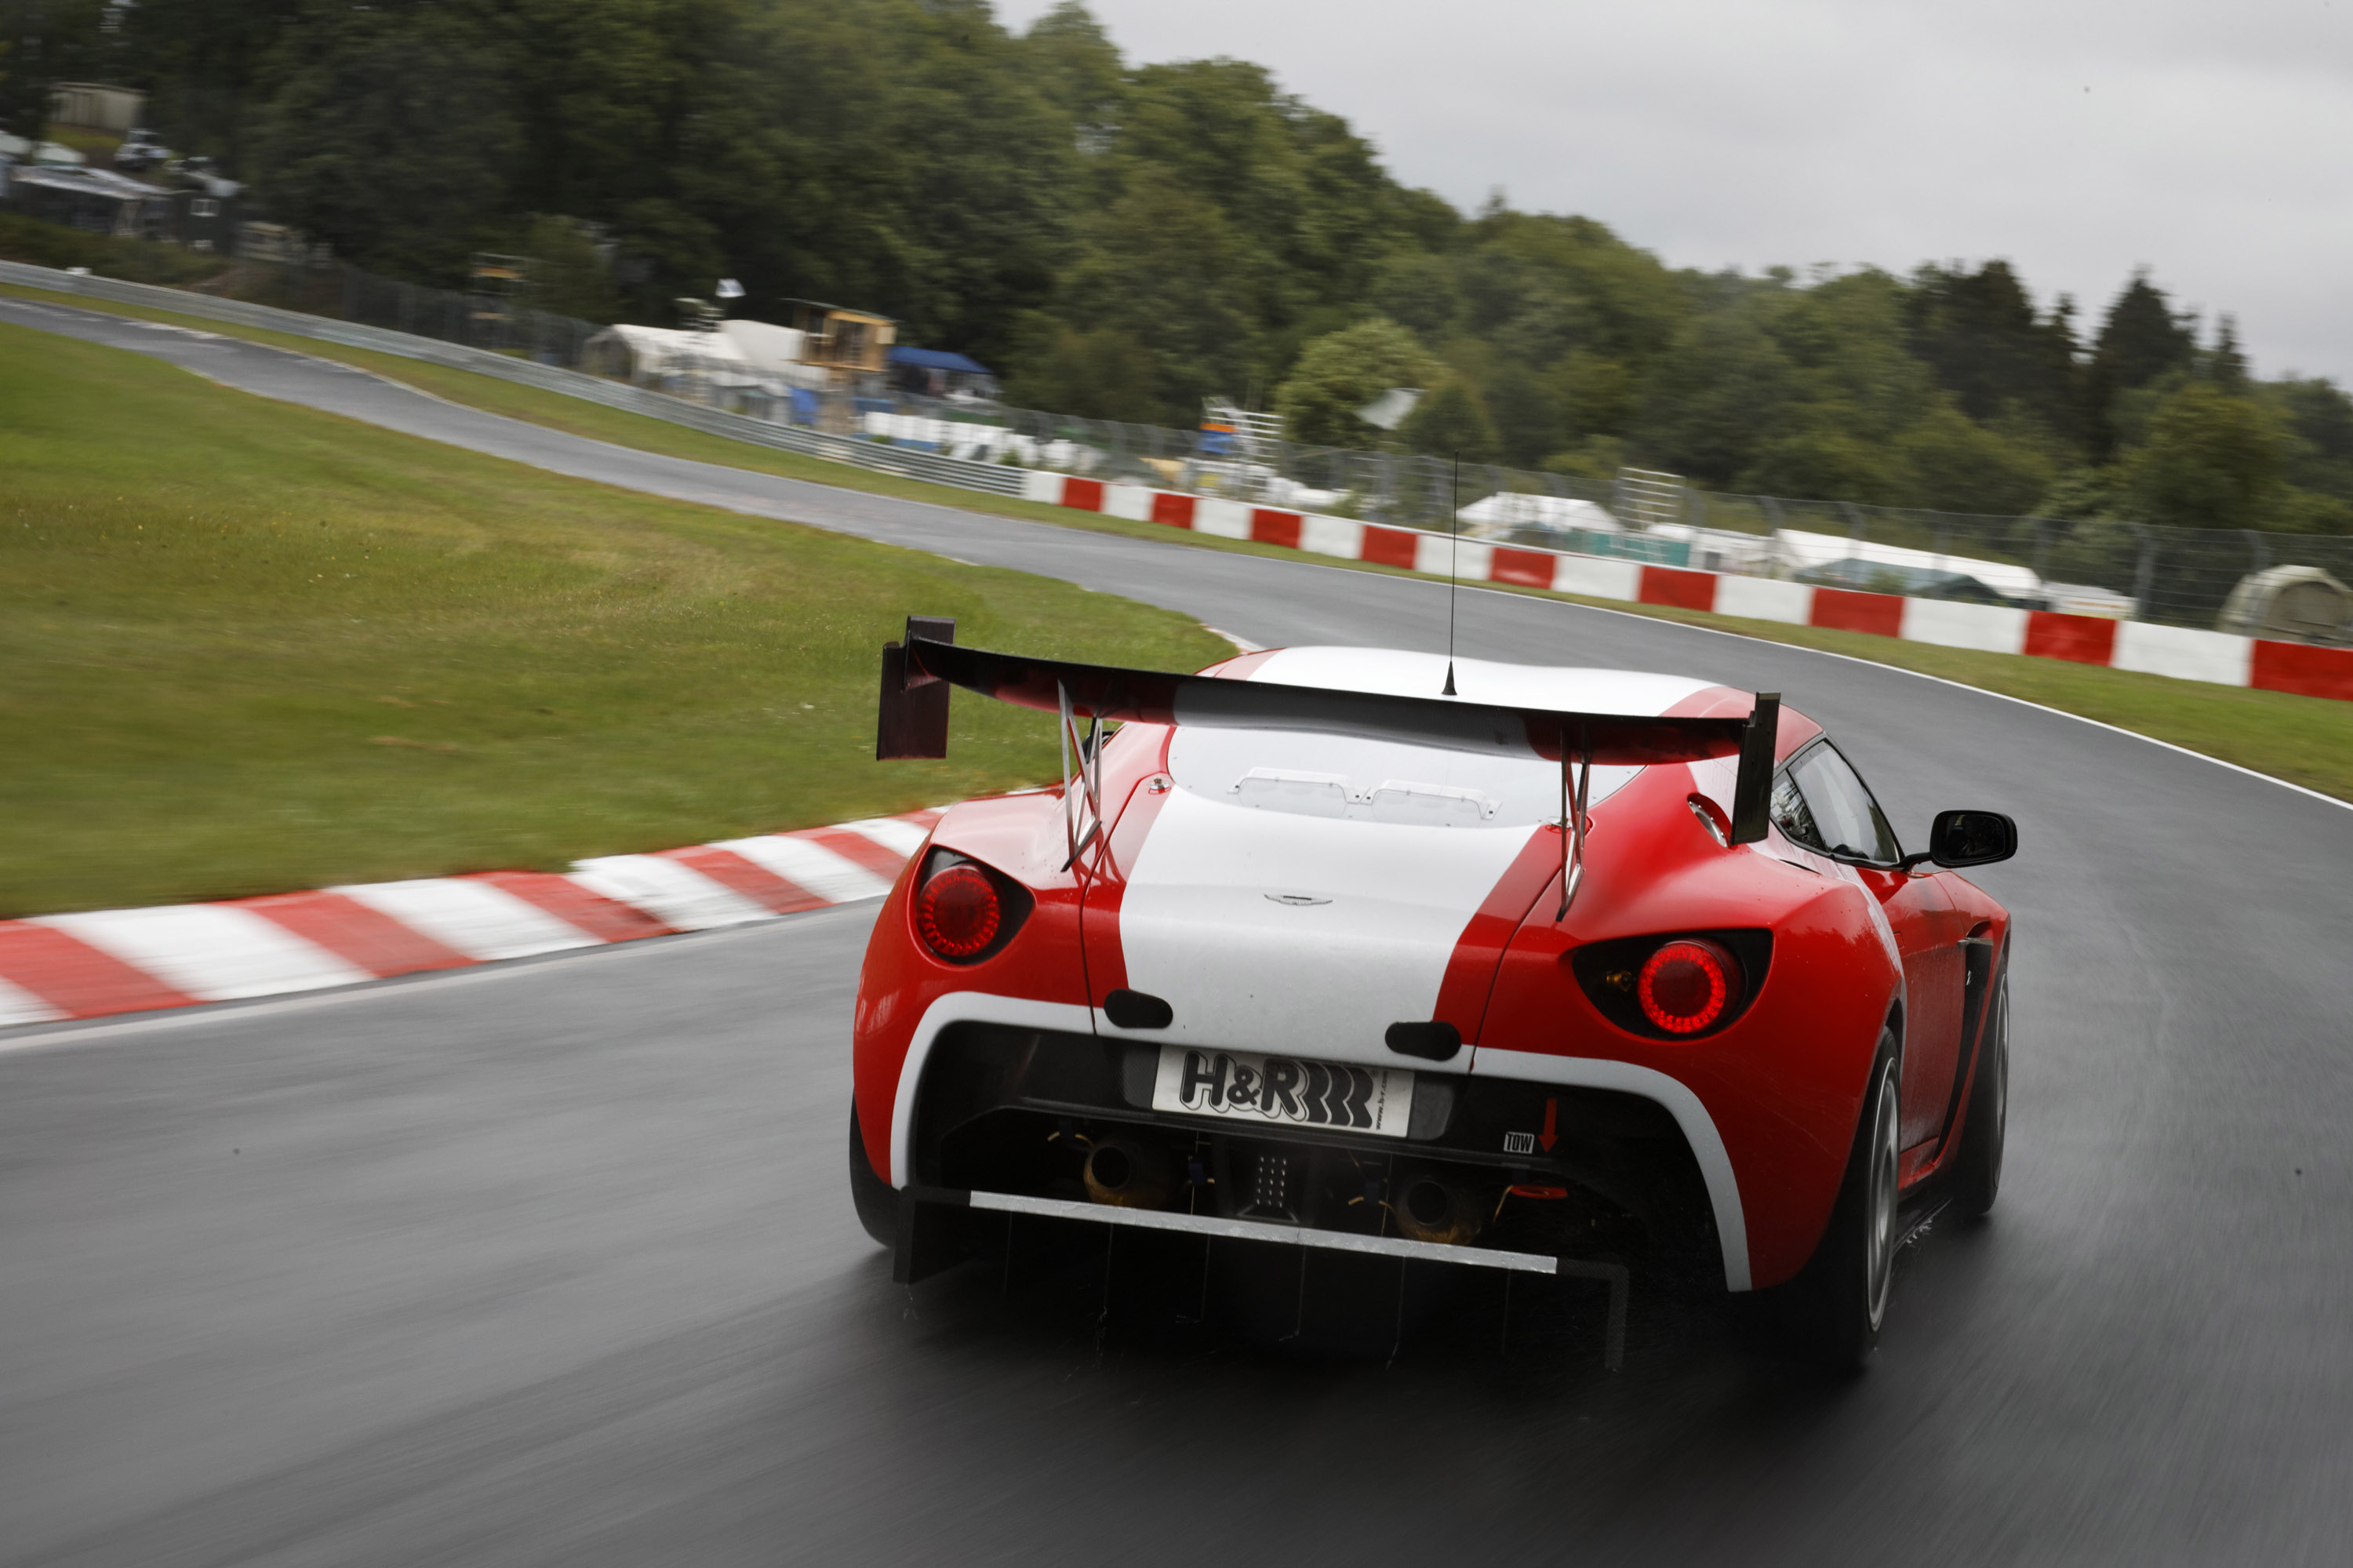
[2207,315,2249,391]
[2084,271,2197,457]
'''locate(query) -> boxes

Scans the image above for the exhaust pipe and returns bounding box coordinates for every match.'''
[1392,1175,1485,1246]
[1084,1137,1175,1209]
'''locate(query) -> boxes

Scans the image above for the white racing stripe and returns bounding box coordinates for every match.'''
[1244,646,1718,715]
[1109,787,1532,1066]
[36,905,371,1002]
[333,878,602,960]
[1107,649,1729,1064]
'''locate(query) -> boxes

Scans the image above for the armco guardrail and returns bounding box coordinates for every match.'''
[0,260,1028,499]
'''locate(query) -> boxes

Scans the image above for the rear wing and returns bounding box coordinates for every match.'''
[876,617,1780,845]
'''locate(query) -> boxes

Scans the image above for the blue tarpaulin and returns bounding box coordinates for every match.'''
[889,346,993,376]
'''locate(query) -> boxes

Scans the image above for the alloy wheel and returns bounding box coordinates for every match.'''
[1864,1059,1900,1330]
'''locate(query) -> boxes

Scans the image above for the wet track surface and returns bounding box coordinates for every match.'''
[5,297,2352,1564]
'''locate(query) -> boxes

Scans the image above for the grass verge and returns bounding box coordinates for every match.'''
[0,322,1229,916]
[9,279,2350,806]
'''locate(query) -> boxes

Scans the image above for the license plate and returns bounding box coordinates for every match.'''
[1151,1046,1414,1138]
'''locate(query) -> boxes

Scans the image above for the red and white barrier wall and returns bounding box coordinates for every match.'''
[0,812,940,1028]
[1022,472,2353,702]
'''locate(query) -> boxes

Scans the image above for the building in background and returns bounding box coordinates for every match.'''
[782,300,893,387]
[2,166,165,238]
[46,83,145,135]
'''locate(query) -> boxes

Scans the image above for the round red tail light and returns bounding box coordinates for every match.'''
[915,863,1002,959]
[1637,938,1743,1035]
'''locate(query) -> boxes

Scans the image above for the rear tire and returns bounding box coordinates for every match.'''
[847,1102,898,1247]
[1949,959,2009,1220]
[1770,1029,1901,1371]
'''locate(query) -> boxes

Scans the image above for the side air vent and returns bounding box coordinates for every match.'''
[1384,1020,1463,1061]
[1103,989,1173,1029]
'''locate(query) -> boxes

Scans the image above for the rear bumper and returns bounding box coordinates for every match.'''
[889,1007,1743,1290]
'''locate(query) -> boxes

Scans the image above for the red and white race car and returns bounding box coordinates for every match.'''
[847,620,2015,1366]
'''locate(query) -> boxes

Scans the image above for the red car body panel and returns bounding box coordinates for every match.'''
[852,648,2010,1294]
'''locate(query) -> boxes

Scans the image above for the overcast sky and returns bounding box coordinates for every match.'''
[998,0,2353,385]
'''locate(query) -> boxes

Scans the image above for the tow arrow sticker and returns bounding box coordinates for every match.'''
[1504,1100,1561,1156]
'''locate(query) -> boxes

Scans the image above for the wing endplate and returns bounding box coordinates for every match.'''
[875,616,957,759]
[1727,693,1780,845]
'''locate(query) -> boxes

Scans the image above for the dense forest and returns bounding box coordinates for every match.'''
[8,0,2352,531]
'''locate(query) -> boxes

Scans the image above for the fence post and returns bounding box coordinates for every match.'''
[2129,523,2157,620]
[1933,515,1951,569]
[2245,528,2271,574]
[1839,500,1867,547]
[2031,518,2052,582]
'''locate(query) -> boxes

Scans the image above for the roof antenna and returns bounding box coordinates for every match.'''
[1442,451,1460,697]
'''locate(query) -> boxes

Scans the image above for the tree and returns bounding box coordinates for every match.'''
[1021,1,1122,130]
[1905,260,2079,440]
[1046,173,1253,421]
[118,0,305,169]
[1635,297,1795,485]
[2084,271,2197,457]
[2264,377,2353,501]
[1398,373,1498,462]
[247,2,520,280]
[2118,380,2282,529]
[1367,252,1460,340]
[1893,404,2057,515]
[999,322,1162,424]
[1739,423,1911,506]
[1272,315,1436,446]
[0,0,111,144]
[520,215,620,323]
[1484,358,1558,467]
[2206,315,2249,391]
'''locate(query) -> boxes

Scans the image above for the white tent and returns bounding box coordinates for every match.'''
[1455,492,1621,537]
[717,319,828,389]
[1769,528,2042,602]
[587,325,762,387]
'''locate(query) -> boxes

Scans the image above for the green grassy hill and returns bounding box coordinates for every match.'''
[0,323,1227,916]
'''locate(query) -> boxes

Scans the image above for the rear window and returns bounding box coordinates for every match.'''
[1163,726,1639,828]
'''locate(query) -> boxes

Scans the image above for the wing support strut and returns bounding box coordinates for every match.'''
[1557,722,1593,920]
[1056,680,1107,876]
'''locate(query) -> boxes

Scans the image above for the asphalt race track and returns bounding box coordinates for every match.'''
[5,297,2351,1565]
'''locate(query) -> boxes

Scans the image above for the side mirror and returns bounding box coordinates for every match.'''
[1926,809,2016,868]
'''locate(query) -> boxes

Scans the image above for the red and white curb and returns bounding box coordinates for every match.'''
[0,811,940,1028]
[1026,473,2353,702]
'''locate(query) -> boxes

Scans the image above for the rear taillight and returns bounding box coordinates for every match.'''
[915,863,1001,959]
[1567,930,1769,1039]
[1636,938,1743,1034]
